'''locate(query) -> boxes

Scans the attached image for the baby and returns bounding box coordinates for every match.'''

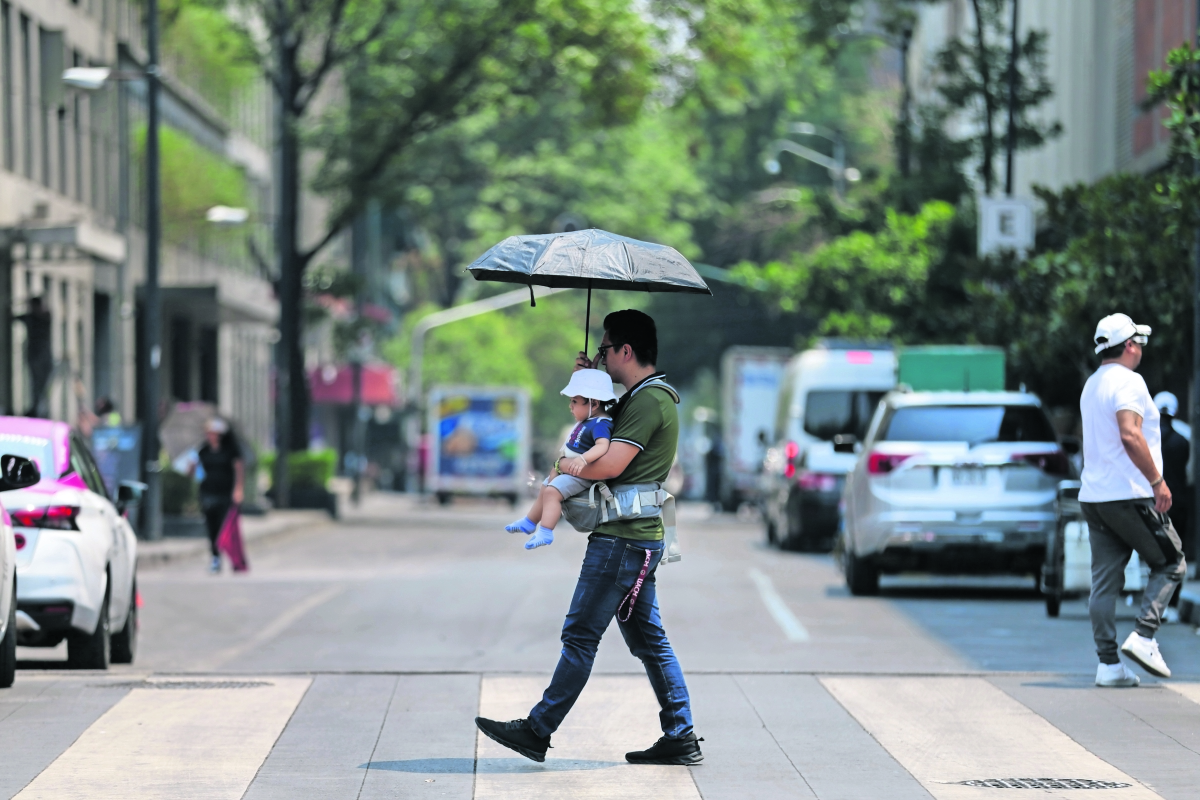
[506,369,617,549]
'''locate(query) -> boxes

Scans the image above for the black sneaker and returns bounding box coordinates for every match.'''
[625,732,704,765]
[475,716,551,763]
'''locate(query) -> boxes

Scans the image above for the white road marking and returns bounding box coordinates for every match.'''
[821,676,1163,799]
[475,676,701,800]
[748,568,810,642]
[14,677,310,800]
[201,584,345,670]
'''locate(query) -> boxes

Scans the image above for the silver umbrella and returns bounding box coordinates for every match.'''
[466,229,712,353]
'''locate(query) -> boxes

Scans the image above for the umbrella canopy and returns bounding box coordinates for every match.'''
[466,229,712,295]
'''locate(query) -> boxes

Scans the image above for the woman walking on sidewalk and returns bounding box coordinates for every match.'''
[193,419,244,574]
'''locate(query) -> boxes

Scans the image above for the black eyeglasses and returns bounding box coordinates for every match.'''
[597,343,618,360]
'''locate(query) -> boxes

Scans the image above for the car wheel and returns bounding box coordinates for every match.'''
[0,586,16,688]
[780,493,805,552]
[845,550,879,596]
[67,591,110,670]
[436,492,451,506]
[110,579,138,665]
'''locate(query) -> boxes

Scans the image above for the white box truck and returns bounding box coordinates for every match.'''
[720,347,793,510]
[426,386,531,505]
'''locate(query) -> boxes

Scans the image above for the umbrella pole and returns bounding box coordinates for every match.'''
[584,282,592,357]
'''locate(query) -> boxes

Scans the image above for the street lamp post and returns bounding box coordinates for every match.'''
[141,0,163,541]
[61,0,163,539]
[763,122,861,200]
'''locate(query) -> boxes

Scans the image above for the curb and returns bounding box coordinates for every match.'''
[136,510,333,569]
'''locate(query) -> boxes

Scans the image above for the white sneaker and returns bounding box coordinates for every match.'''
[1095,662,1140,687]
[1121,631,1171,678]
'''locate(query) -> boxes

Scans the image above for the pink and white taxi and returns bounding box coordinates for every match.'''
[0,418,138,669]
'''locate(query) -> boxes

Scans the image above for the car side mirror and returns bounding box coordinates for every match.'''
[116,480,147,514]
[0,454,40,491]
[833,434,858,454]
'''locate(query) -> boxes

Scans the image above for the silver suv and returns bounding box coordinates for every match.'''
[839,391,1070,595]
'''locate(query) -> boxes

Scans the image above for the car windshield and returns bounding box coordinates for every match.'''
[804,390,885,441]
[0,433,57,476]
[881,405,1056,444]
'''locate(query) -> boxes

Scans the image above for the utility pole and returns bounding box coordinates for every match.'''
[1004,0,1019,196]
[1192,0,1199,571]
[272,0,296,509]
[139,0,163,540]
[899,25,913,179]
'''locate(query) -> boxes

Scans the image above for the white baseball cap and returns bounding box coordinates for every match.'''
[1154,391,1179,417]
[1093,313,1151,354]
[561,369,617,402]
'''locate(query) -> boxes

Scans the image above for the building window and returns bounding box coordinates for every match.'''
[1,2,12,172]
[73,50,82,201]
[19,14,30,179]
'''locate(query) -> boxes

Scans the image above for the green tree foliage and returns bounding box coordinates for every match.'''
[965,176,1191,407]
[135,124,248,246]
[732,201,955,341]
[384,292,640,443]
[159,0,259,115]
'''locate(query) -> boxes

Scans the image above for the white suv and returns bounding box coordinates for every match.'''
[839,391,1069,595]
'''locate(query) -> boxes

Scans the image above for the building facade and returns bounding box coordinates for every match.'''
[908,0,1195,195]
[0,0,277,455]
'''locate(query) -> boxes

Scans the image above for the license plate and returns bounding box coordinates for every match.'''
[952,468,987,486]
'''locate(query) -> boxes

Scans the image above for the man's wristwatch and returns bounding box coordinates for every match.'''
[1150,476,1164,489]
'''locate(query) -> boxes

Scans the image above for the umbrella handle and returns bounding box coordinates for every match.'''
[584,283,592,357]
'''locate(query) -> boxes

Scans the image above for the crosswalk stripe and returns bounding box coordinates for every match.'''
[13,677,310,800]
[474,675,701,800]
[1164,682,1200,707]
[820,676,1162,799]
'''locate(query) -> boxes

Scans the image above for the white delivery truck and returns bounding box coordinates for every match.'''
[720,347,793,511]
[761,342,896,550]
[426,386,531,506]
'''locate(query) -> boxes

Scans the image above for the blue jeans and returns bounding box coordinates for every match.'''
[528,534,693,740]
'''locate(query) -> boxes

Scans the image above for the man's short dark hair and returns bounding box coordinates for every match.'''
[604,309,657,367]
[1097,340,1127,361]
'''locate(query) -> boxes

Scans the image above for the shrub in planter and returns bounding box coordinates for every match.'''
[161,470,197,516]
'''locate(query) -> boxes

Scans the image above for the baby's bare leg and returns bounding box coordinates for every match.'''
[526,471,558,523]
[541,485,565,531]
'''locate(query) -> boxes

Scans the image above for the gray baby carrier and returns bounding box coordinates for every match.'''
[560,377,682,565]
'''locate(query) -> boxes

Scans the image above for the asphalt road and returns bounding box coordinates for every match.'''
[5,493,1200,799]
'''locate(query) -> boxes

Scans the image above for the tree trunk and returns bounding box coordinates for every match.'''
[274,25,306,506]
[971,0,995,195]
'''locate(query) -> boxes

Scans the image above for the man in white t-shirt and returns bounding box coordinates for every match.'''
[1080,313,1186,687]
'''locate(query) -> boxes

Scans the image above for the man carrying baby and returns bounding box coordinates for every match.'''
[475,309,701,766]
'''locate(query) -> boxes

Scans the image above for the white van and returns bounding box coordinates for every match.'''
[761,343,896,550]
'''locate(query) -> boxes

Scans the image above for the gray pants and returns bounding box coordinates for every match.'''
[1081,499,1186,664]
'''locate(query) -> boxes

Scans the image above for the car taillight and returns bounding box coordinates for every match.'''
[783,441,800,479]
[867,452,917,475]
[12,506,79,530]
[797,470,838,492]
[14,533,25,550]
[1017,451,1070,476]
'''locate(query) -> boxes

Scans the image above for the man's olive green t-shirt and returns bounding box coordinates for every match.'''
[593,380,678,541]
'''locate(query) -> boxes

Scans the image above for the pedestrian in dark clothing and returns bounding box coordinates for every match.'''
[1154,392,1191,564]
[193,418,244,574]
[15,297,52,417]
